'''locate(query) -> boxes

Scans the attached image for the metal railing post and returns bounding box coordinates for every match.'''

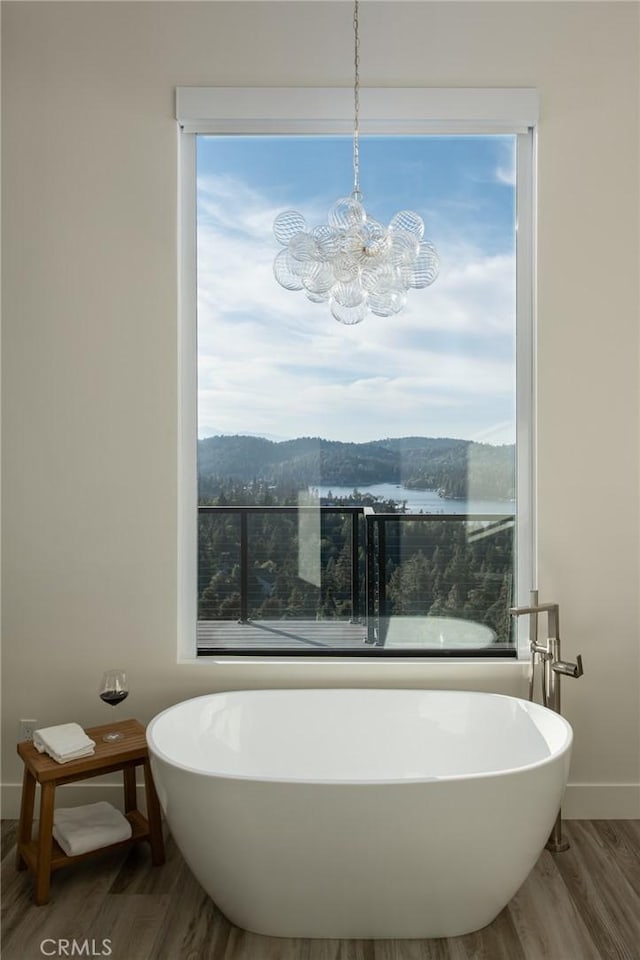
[350,510,360,622]
[378,518,387,618]
[238,509,249,623]
[364,509,376,643]
[377,518,388,646]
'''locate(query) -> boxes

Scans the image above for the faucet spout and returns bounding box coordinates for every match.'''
[510,602,559,617]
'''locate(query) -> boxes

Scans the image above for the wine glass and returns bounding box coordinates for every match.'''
[99,669,129,742]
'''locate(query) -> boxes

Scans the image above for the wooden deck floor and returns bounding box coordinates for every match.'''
[2,819,639,959]
[197,618,370,650]
[195,617,513,654]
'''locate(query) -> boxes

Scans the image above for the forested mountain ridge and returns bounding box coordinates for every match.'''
[198,434,515,500]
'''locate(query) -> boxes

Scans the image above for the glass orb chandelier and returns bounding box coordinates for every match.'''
[273,0,439,325]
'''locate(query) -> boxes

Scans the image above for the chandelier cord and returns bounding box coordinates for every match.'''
[352,0,361,200]
[272,0,439,324]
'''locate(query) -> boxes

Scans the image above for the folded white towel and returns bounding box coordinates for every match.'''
[47,745,96,764]
[52,801,132,857]
[33,723,96,763]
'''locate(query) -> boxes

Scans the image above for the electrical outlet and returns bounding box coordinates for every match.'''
[19,719,38,741]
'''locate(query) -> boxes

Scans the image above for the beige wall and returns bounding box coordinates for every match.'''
[2,1,639,817]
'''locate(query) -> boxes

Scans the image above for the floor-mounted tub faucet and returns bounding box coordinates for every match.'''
[510,589,584,852]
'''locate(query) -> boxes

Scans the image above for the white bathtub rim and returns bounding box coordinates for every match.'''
[146,688,573,786]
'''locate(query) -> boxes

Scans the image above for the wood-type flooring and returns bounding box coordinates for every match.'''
[2,819,639,960]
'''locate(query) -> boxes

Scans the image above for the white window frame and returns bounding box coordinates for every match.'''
[176,86,538,662]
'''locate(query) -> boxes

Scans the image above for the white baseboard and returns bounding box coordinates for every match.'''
[1,781,151,820]
[3,780,639,821]
[562,782,640,819]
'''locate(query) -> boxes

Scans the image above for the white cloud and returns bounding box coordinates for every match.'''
[196,173,516,443]
[495,139,517,186]
[495,165,516,187]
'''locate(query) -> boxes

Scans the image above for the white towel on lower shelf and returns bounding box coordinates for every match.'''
[33,723,96,763]
[52,801,132,857]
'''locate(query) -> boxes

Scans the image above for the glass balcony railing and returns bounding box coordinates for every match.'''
[197,505,516,657]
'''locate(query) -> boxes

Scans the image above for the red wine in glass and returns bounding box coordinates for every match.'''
[99,670,129,741]
[100,690,128,706]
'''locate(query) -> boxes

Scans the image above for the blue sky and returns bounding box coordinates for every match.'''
[196,134,516,445]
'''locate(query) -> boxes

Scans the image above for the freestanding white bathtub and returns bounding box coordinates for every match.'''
[147,688,572,939]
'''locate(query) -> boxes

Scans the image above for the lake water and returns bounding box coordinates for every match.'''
[312,482,514,516]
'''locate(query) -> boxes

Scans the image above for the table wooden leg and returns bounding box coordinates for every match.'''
[16,767,36,870]
[34,783,55,905]
[142,760,165,866]
[123,766,137,814]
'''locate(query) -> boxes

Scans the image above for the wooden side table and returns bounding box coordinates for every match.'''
[16,718,165,905]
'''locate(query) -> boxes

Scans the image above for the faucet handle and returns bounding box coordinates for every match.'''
[552,654,584,678]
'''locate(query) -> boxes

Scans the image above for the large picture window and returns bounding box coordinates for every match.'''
[177,89,537,659]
